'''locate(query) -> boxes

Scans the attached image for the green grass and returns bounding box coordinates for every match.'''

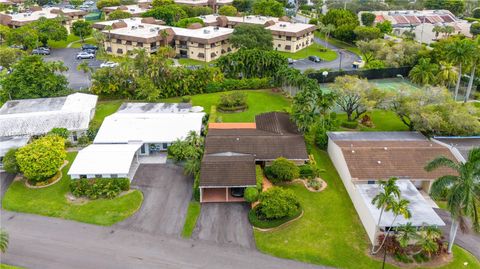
[2,152,143,226]
[90,100,123,128]
[337,110,409,132]
[70,38,97,49]
[181,201,201,238]
[278,43,337,61]
[254,148,480,269]
[166,89,291,122]
[178,58,216,67]
[0,265,24,269]
[314,32,363,60]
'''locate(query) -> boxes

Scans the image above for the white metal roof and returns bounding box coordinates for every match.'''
[68,143,142,176]
[0,136,29,157]
[357,180,445,227]
[94,103,205,144]
[0,93,98,137]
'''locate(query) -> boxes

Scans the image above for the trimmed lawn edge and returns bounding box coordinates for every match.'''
[248,206,303,229]
[181,201,201,238]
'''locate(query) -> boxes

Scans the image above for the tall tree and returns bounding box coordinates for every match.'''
[107,10,132,20]
[252,0,285,17]
[409,58,439,85]
[425,148,480,253]
[230,24,273,50]
[72,20,92,43]
[446,38,475,100]
[437,61,458,89]
[218,5,237,16]
[142,4,187,25]
[32,17,68,46]
[464,36,480,102]
[360,12,375,26]
[0,47,24,69]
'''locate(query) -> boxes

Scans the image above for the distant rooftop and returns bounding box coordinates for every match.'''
[328,131,427,141]
[0,96,67,115]
[117,102,201,113]
[103,4,150,14]
[6,7,85,23]
[0,136,29,157]
[434,136,480,161]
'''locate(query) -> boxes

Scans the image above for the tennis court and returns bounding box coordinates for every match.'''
[370,78,420,92]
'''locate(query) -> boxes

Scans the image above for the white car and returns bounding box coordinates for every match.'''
[84,1,94,4]
[100,61,119,68]
[76,51,95,60]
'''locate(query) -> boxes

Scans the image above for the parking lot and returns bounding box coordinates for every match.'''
[115,164,193,237]
[192,203,255,249]
[44,48,103,90]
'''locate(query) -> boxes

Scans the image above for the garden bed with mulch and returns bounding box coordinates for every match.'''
[294,177,327,192]
[370,249,453,268]
[217,105,248,113]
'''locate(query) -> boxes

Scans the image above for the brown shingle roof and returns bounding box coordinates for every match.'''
[335,140,458,181]
[255,112,299,135]
[200,154,256,187]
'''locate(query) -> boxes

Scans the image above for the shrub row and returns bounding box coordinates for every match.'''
[248,205,302,229]
[341,120,359,129]
[205,78,271,93]
[70,178,130,200]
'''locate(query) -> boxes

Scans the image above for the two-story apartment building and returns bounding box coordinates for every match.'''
[0,7,87,33]
[93,17,234,62]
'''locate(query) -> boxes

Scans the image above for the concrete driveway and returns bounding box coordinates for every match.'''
[0,171,14,202]
[192,203,255,249]
[44,48,102,90]
[115,163,192,237]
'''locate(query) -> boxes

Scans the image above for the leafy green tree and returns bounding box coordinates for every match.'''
[252,0,285,17]
[264,157,300,183]
[353,26,382,41]
[174,17,204,28]
[322,9,358,43]
[258,187,300,219]
[0,25,11,45]
[0,229,8,253]
[409,58,439,85]
[217,49,287,79]
[6,26,39,49]
[151,0,173,6]
[473,8,480,18]
[142,4,187,25]
[96,0,120,9]
[244,187,259,202]
[2,148,19,174]
[16,135,66,183]
[375,20,393,34]
[0,47,24,69]
[218,5,237,16]
[230,24,272,50]
[180,5,213,17]
[1,55,68,100]
[331,75,384,121]
[446,38,476,100]
[107,10,132,20]
[360,12,375,26]
[470,23,480,37]
[232,0,252,12]
[32,17,68,46]
[69,0,83,7]
[356,39,384,63]
[48,127,70,139]
[72,20,92,42]
[425,148,480,253]
[424,0,465,15]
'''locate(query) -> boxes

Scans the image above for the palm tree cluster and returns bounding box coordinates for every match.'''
[425,147,480,253]
[409,36,480,102]
[394,223,444,258]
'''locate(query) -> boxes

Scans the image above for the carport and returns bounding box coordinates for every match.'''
[199,154,256,203]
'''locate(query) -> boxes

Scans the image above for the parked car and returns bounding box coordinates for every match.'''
[84,1,94,5]
[82,44,98,51]
[32,47,50,55]
[9,44,27,50]
[78,4,89,9]
[83,48,97,54]
[76,51,95,59]
[308,56,321,63]
[100,61,119,68]
[64,4,74,8]
[287,58,295,65]
[230,187,245,198]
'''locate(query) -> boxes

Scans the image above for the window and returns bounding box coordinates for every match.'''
[116,39,122,44]
[277,44,280,47]
[368,180,375,184]
[95,174,103,178]
[106,47,112,52]
[116,48,123,54]
[72,132,77,142]
[199,44,205,48]
[126,41,132,45]
[111,174,118,178]
[162,143,168,149]
[286,36,291,41]
[137,42,143,47]
[80,175,87,179]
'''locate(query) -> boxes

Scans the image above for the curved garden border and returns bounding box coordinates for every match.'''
[25,160,69,189]
[253,210,304,232]
[216,105,248,113]
[293,178,328,192]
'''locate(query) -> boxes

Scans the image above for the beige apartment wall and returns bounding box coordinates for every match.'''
[175,39,234,62]
[273,32,314,53]
[104,38,153,55]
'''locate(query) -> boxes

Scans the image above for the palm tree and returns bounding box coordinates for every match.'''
[319,23,335,49]
[464,36,480,102]
[0,229,8,253]
[409,58,439,85]
[417,226,442,257]
[446,38,475,100]
[77,60,92,80]
[396,222,418,249]
[437,61,458,89]
[433,25,442,39]
[425,147,480,253]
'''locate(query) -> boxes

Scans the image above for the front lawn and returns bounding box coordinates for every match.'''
[254,148,480,269]
[337,110,409,132]
[181,201,201,238]
[278,43,337,61]
[90,100,123,129]
[2,152,143,226]
[314,32,363,60]
[47,34,93,49]
[178,58,216,67]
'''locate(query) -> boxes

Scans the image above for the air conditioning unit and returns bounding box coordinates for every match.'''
[204,29,210,34]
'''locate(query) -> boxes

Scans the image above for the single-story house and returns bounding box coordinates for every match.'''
[0,93,98,168]
[68,102,205,180]
[327,131,456,244]
[199,112,309,203]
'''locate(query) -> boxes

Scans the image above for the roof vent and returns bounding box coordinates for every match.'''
[384,147,388,150]
[236,137,240,141]
[351,150,355,153]
[377,161,382,164]
[203,29,210,34]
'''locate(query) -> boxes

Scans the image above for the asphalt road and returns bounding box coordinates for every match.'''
[44,48,102,90]
[192,203,255,249]
[0,210,331,269]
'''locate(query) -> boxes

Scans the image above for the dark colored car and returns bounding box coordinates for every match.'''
[288,58,294,64]
[82,44,99,51]
[83,48,97,54]
[230,187,245,198]
[308,56,321,63]
[32,47,51,55]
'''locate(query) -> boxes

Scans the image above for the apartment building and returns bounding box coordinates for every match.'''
[202,14,316,52]
[0,7,87,33]
[103,3,151,19]
[93,18,234,61]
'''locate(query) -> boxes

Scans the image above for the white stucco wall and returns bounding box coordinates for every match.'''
[327,139,379,244]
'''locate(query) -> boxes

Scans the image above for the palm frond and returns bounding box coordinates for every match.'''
[425,156,460,172]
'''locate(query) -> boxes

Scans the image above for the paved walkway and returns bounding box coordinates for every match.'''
[434,208,480,260]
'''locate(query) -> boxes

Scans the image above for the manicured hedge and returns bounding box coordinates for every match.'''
[205,77,271,93]
[248,205,302,229]
[70,178,130,200]
[341,120,358,129]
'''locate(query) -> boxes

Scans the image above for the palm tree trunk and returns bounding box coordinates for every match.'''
[371,207,385,252]
[454,63,462,100]
[448,218,459,254]
[464,65,476,103]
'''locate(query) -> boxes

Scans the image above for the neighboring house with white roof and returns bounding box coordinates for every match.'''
[68,102,205,180]
[103,4,151,19]
[0,93,98,169]
[327,131,456,244]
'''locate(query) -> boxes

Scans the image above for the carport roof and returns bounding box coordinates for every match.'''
[68,143,142,176]
[200,154,256,187]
